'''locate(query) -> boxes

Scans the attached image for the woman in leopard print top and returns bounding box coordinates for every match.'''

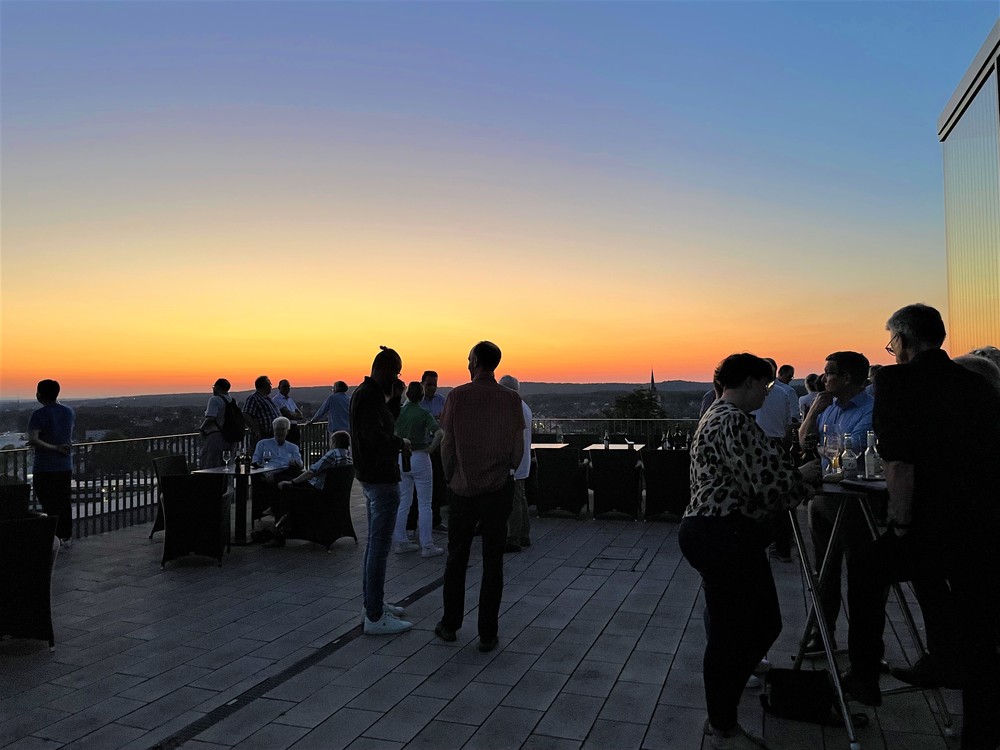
[679,353,819,749]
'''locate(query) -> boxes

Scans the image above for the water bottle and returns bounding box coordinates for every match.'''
[840,434,859,480]
[864,430,883,479]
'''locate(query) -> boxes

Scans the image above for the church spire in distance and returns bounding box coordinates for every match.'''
[650,369,657,393]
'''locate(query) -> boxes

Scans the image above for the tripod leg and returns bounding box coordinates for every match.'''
[789,508,861,749]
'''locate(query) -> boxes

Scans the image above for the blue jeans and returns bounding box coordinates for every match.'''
[361,481,401,622]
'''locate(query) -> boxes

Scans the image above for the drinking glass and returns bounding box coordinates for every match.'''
[262,450,272,466]
[222,450,232,468]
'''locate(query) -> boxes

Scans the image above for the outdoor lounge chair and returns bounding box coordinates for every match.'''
[281,465,357,550]
[589,449,643,520]
[0,514,58,647]
[158,473,230,567]
[0,482,32,519]
[642,449,691,520]
[534,448,588,518]
[150,454,190,538]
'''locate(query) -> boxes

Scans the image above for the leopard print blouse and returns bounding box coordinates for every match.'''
[684,399,809,521]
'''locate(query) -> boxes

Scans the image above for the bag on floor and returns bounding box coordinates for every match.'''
[760,668,838,725]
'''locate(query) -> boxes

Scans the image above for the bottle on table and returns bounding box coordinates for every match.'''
[840,434,859,480]
[603,430,610,450]
[864,430,884,479]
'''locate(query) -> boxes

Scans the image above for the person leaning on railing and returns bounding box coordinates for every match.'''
[678,353,821,750]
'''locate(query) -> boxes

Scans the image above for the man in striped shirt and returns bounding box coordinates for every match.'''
[434,341,524,653]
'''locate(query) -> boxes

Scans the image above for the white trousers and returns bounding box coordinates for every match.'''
[393,450,433,547]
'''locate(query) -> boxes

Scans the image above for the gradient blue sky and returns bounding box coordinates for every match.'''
[2,1,998,397]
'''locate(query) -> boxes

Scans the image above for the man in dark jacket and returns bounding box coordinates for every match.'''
[351,346,413,635]
[842,304,1000,750]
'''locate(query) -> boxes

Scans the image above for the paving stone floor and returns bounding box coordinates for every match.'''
[2,487,961,750]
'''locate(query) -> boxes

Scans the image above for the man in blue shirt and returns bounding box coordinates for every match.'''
[798,351,873,656]
[307,381,351,446]
[418,370,446,418]
[27,379,76,544]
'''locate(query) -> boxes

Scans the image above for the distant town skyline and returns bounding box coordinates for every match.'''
[3,2,998,399]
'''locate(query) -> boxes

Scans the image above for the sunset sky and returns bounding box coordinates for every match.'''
[2,1,997,399]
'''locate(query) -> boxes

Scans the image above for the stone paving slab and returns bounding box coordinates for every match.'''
[2,486,960,750]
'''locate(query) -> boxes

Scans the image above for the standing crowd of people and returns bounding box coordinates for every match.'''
[25,305,1000,750]
[682,303,1000,750]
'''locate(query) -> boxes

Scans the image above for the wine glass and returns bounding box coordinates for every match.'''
[222,450,232,468]
[821,433,841,461]
[262,450,272,467]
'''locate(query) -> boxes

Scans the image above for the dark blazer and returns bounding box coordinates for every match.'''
[873,348,1000,528]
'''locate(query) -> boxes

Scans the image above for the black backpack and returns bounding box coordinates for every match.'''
[220,398,246,442]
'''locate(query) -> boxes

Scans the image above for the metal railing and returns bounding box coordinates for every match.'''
[0,422,335,539]
[531,418,699,447]
[0,419,697,539]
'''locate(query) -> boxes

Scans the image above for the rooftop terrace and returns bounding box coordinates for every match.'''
[2,481,959,750]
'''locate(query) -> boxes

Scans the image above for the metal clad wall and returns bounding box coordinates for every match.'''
[943,67,1000,354]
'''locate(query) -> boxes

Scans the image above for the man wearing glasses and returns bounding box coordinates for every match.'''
[842,304,1000,750]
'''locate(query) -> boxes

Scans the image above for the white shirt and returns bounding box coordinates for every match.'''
[752,380,797,439]
[252,438,302,470]
[513,401,532,480]
[271,392,300,420]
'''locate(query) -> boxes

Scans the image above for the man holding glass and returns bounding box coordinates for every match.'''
[797,350,873,656]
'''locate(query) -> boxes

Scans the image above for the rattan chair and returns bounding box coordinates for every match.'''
[282,465,358,550]
[149,455,190,538]
[0,515,58,647]
[159,473,230,567]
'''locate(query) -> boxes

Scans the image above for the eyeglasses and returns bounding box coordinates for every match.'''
[885,333,899,356]
[765,380,775,392]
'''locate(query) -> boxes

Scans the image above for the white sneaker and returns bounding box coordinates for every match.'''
[361,602,406,618]
[364,613,413,635]
[392,541,420,554]
[421,544,445,558]
[704,719,769,749]
[59,537,73,548]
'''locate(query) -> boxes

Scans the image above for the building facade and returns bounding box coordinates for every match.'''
[938,19,1000,354]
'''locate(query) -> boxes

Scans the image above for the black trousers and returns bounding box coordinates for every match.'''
[848,523,1000,750]
[679,513,782,732]
[34,470,72,539]
[441,480,514,641]
[808,494,871,639]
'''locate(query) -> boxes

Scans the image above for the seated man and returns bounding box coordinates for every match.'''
[798,350,874,655]
[251,416,303,527]
[278,431,353,492]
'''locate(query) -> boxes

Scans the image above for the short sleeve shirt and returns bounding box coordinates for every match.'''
[394,402,439,450]
[28,403,75,473]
